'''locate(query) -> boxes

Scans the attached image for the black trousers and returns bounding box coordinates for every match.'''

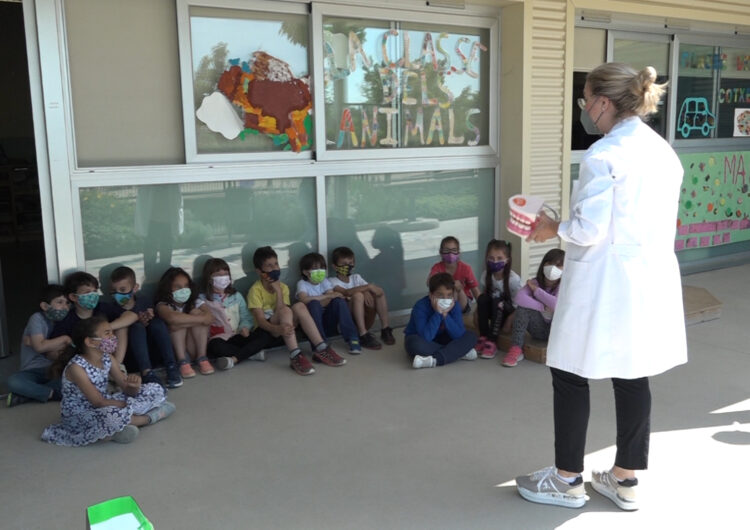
[476,293,513,340]
[207,329,272,363]
[551,367,651,473]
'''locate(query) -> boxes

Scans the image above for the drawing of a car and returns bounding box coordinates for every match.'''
[677,97,716,138]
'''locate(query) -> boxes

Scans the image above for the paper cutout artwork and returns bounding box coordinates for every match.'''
[733,109,750,137]
[196,91,245,140]
[196,51,312,152]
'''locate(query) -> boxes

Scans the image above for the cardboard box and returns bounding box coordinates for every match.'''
[496,330,547,364]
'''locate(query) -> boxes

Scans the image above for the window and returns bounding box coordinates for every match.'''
[320,15,491,153]
[325,168,495,312]
[178,1,311,161]
[79,179,317,291]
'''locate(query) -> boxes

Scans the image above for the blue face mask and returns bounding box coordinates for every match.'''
[266,269,281,282]
[76,292,99,310]
[113,291,134,306]
[45,307,69,322]
[487,260,506,273]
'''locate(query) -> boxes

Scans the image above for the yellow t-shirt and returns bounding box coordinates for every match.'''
[247,280,290,325]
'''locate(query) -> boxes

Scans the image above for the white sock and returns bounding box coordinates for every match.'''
[557,471,580,483]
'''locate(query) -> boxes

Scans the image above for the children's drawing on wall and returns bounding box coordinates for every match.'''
[190,13,311,153]
[733,109,750,136]
[677,97,716,138]
[676,151,750,251]
[322,19,489,149]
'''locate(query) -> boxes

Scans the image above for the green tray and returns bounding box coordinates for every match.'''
[86,496,153,529]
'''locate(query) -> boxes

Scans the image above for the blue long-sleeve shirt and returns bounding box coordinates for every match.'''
[404,296,466,341]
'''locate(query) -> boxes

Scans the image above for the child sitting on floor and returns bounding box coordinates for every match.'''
[404,272,478,369]
[501,248,565,368]
[247,246,343,376]
[198,258,269,372]
[329,246,395,349]
[6,285,70,407]
[475,239,522,359]
[102,266,183,389]
[296,252,356,358]
[428,236,480,312]
[154,267,213,379]
[41,315,174,446]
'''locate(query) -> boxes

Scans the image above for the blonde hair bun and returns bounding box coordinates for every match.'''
[638,66,658,92]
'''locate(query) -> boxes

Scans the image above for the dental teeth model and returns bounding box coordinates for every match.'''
[506,194,546,237]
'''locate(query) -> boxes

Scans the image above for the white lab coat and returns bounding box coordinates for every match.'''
[546,117,687,379]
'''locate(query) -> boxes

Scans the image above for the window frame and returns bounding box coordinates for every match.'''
[311,3,498,162]
[176,0,314,163]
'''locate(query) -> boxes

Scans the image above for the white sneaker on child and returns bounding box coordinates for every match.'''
[412,355,436,369]
[462,348,478,361]
[249,350,266,362]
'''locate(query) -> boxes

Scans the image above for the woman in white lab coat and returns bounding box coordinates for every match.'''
[515,63,687,511]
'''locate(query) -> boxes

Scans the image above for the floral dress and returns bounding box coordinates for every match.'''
[41,354,165,446]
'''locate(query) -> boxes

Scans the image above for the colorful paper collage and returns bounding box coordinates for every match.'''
[196,51,312,153]
[675,151,750,251]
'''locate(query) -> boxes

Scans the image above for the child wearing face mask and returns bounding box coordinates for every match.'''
[248,246,339,376]
[51,271,137,366]
[6,285,71,407]
[329,246,395,349]
[154,267,213,380]
[476,240,523,359]
[404,272,478,369]
[428,236,480,312]
[502,248,565,367]
[42,315,173,446]
[296,252,354,361]
[101,266,182,389]
[198,258,270,373]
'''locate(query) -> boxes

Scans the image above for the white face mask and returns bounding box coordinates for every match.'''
[212,275,231,290]
[437,298,454,311]
[543,265,563,281]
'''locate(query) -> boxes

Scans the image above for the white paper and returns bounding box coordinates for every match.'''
[328,33,349,70]
[196,91,244,140]
[90,513,142,530]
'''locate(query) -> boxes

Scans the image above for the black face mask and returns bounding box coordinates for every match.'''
[266,269,281,281]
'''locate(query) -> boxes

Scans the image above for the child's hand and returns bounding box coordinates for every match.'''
[454,280,464,292]
[527,279,538,292]
[124,374,141,395]
[369,285,384,297]
[497,301,504,310]
[280,323,295,337]
[201,311,214,325]
[330,291,344,299]
[240,327,250,337]
[138,310,153,326]
[363,291,375,307]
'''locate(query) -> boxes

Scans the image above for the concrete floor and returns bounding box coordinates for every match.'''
[3,264,749,529]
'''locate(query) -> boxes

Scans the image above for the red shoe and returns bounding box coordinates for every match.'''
[196,356,215,375]
[479,341,497,359]
[313,346,347,367]
[290,353,315,375]
[179,360,196,378]
[501,345,524,367]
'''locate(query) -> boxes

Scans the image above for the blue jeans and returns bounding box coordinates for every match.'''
[7,367,61,402]
[404,330,477,366]
[305,298,358,343]
[127,317,178,373]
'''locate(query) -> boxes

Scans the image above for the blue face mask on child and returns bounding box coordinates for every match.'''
[76,292,99,310]
[172,287,191,304]
[113,291,134,306]
[45,307,69,322]
[487,260,506,273]
[266,269,281,282]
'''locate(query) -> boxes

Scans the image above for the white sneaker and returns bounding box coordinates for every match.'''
[515,466,587,508]
[591,469,639,511]
[249,350,266,362]
[462,348,478,361]
[412,355,437,369]
[216,357,235,370]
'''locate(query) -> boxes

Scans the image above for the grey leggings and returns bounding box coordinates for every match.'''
[511,306,551,347]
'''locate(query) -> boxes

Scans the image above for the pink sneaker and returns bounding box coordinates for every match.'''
[179,360,196,378]
[197,356,215,375]
[479,341,497,359]
[501,345,524,367]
